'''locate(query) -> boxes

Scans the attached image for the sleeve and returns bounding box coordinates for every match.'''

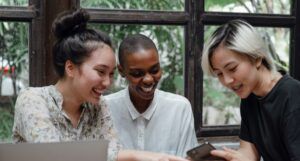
[176,99,198,157]
[98,99,122,161]
[12,89,61,143]
[282,108,300,161]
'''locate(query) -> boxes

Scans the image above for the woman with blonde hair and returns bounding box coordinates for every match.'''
[201,19,300,161]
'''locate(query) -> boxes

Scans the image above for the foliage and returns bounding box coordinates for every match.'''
[0,21,28,141]
[81,0,184,11]
[0,104,14,142]
[204,0,237,10]
[0,22,29,96]
[0,0,27,6]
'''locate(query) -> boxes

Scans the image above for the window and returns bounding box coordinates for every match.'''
[0,0,28,6]
[0,0,44,142]
[81,0,299,137]
[205,0,291,15]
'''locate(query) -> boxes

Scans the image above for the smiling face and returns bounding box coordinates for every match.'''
[210,46,261,99]
[119,48,162,102]
[71,44,116,104]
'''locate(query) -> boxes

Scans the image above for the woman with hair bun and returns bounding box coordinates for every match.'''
[12,9,188,161]
[201,19,300,161]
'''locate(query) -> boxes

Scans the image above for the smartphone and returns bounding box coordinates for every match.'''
[186,142,225,161]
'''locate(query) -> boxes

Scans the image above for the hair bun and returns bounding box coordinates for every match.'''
[52,9,90,39]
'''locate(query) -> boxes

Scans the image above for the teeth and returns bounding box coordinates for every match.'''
[141,85,154,93]
[93,88,102,94]
[232,84,242,91]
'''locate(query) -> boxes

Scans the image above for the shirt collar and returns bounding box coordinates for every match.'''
[49,85,64,111]
[124,87,158,121]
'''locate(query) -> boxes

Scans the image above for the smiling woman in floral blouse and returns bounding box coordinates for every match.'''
[12,9,189,161]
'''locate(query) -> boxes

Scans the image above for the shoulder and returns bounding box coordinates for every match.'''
[104,89,125,101]
[276,75,300,103]
[14,86,54,122]
[15,86,53,111]
[17,86,50,103]
[280,75,300,92]
[279,75,300,112]
[156,90,192,108]
[103,89,127,113]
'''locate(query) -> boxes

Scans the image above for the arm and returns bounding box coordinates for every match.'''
[238,140,260,160]
[13,89,61,143]
[283,109,300,160]
[210,139,259,161]
[176,101,198,157]
[99,99,122,161]
[117,150,189,161]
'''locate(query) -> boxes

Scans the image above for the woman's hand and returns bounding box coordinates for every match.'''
[210,147,253,161]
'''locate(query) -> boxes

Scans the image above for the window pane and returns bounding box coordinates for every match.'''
[202,25,290,126]
[0,0,27,6]
[81,0,184,11]
[205,0,291,15]
[89,24,184,95]
[257,27,290,72]
[0,22,29,142]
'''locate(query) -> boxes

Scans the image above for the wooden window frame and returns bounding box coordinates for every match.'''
[76,0,300,138]
[1,0,299,138]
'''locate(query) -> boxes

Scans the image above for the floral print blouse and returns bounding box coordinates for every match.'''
[12,85,121,161]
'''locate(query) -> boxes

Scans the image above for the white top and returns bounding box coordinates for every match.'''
[104,87,198,157]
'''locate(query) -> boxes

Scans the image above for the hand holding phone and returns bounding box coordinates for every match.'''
[186,142,225,161]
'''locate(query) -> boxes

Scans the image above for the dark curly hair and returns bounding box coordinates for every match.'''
[52,9,113,77]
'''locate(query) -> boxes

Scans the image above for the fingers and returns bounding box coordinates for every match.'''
[211,149,232,160]
[223,147,237,153]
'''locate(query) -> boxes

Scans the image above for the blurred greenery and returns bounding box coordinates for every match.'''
[0,98,15,142]
[205,0,290,14]
[204,0,237,11]
[0,0,27,6]
[81,0,184,11]
[0,21,29,141]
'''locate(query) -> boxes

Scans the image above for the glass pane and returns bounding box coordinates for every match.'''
[205,0,291,15]
[81,0,184,11]
[257,27,290,72]
[0,22,29,142]
[89,24,184,95]
[0,0,27,6]
[202,25,290,126]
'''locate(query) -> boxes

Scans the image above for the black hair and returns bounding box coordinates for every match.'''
[52,8,113,77]
[118,34,158,67]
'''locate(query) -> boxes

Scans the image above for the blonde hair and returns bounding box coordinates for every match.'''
[201,19,276,76]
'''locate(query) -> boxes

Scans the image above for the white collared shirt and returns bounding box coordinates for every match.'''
[105,87,198,157]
